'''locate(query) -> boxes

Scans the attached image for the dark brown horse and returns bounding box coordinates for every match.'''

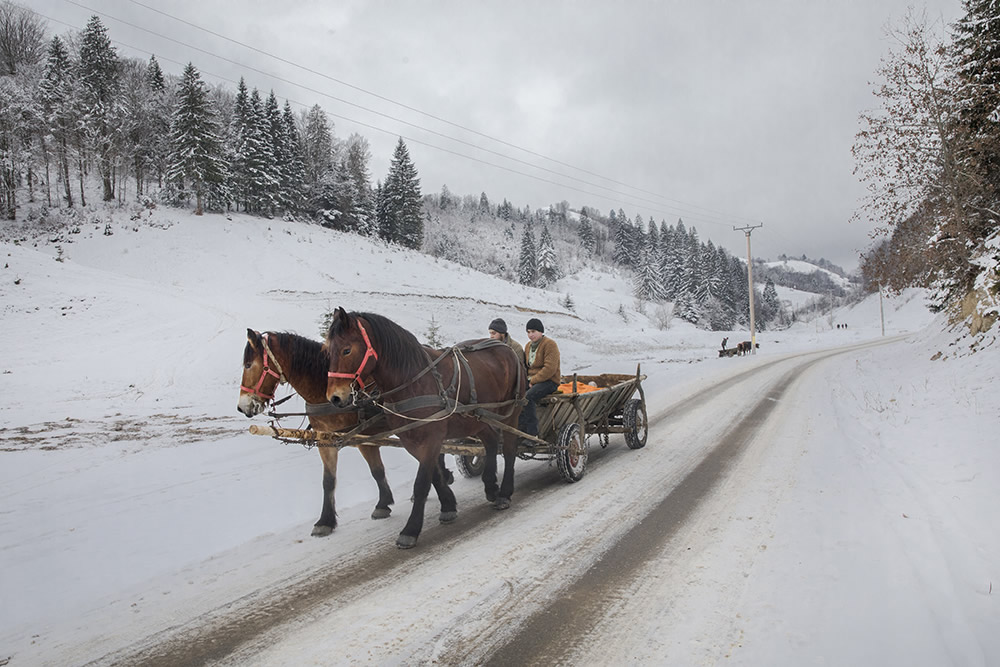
[325,308,525,548]
[238,329,396,536]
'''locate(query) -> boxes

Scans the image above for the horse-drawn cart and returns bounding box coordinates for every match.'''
[249,367,647,484]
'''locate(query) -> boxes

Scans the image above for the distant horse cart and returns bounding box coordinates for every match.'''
[242,309,648,548]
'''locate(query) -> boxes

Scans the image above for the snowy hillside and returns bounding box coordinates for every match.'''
[763,258,852,289]
[6,203,995,666]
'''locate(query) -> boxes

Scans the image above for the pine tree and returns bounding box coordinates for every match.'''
[730,256,749,326]
[280,101,305,214]
[518,224,537,286]
[633,232,665,302]
[145,55,171,190]
[78,15,120,201]
[342,133,374,234]
[262,90,285,215]
[760,278,780,327]
[228,79,251,211]
[665,219,688,298]
[245,88,278,215]
[613,211,633,266]
[951,1,1000,267]
[701,240,722,301]
[301,104,334,213]
[166,63,225,215]
[38,36,75,207]
[537,225,559,287]
[382,137,422,248]
[578,212,595,255]
[658,221,675,298]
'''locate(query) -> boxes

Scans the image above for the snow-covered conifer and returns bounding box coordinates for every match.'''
[78,15,120,201]
[166,63,225,215]
[537,225,559,287]
[518,224,537,286]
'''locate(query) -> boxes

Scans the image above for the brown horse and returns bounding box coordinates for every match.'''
[325,308,525,549]
[238,329,396,536]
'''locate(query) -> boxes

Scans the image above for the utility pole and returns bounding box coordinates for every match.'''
[734,224,763,354]
[878,283,885,336]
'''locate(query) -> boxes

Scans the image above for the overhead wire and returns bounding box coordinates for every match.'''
[62,0,748,225]
[41,1,761,228]
[122,0,761,225]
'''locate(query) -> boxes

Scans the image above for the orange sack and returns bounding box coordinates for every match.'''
[556,382,600,394]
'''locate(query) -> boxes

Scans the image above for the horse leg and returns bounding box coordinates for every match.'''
[496,428,519,511]
[477,428,501,503]
[431,461,458,524]
[397,442,450,549]
[312,447,339,537]
[438,453,454,485]
[357,444,394,519]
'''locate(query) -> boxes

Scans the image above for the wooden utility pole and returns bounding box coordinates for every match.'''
[734,224,763,354]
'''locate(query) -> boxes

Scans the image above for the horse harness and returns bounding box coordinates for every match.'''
[305,333,527,447]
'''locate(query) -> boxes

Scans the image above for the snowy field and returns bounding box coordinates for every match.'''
[1,209,997,664]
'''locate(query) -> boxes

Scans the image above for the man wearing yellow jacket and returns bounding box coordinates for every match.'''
[518,317,560,440]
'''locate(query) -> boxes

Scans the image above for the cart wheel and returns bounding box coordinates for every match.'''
[623,398,648,449]
[556,423,588,483]
[454,454,486,478]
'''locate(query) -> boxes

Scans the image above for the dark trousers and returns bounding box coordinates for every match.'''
[518,379,558,437]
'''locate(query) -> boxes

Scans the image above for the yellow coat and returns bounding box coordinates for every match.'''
[524,336,560,385]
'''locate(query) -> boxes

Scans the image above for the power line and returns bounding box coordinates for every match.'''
[61,0,756,227]
[121,0,762,225]
[37,3,762,228]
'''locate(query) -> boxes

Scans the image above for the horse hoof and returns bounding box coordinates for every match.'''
[371,508,392,520]
[311,525,334,537]
[396,534,418,549]
[439,510,458,523]
[485,489,498,503]
[494,497,511,511]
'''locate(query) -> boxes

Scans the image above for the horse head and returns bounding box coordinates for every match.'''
[325,308,380,407]
[238,328,284,417]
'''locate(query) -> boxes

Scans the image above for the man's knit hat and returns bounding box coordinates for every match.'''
[525,318,544,333]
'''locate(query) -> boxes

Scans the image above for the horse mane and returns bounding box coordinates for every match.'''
[331,311,428,377]
[268,332,329,378]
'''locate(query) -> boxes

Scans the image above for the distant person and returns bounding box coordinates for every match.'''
[518,318,560,440]
[721,336,728,350]
[488,318,524,365]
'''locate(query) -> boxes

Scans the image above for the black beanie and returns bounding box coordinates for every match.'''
[525,318,544,333]
[489,318,507,335]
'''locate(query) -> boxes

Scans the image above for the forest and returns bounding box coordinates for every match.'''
[853,2,1000,334]
[10,3,998,337]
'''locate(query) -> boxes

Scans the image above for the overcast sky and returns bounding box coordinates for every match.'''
[32,0,962,270]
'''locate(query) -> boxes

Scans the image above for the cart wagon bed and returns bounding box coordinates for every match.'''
[250,368,648,483]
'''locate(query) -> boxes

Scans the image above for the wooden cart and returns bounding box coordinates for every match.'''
[250,367,647,483]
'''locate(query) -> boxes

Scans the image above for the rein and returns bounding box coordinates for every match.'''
[241,333,287,401]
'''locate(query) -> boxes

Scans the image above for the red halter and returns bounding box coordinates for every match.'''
[241,333,283,401]
[327,321,379,392]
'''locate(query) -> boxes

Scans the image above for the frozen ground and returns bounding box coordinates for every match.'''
[1,209,995,665]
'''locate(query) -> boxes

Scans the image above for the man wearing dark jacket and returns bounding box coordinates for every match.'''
[488,318,525,365]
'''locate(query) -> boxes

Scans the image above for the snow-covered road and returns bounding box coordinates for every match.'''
[77,339,900,666]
